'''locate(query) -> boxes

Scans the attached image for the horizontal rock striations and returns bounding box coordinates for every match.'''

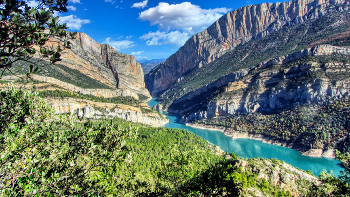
[146,0,350,97]
[181,44,350,122]
[45,97,168,127]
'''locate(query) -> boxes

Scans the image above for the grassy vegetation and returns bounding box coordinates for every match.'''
[38,89,140,106]
[3,60,112,89]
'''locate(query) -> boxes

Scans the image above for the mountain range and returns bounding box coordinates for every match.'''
[146,0,350,157]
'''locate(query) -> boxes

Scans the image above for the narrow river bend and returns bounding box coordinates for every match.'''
[148,99,344,177]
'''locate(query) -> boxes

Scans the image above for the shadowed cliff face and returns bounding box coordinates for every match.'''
[146,0,350,97]
[101,44,146,90]
[51,32,150,98]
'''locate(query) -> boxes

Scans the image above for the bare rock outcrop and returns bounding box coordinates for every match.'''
[146,0,350,97]
[101,44,149,95]
[45,97,168,127]
[49,32,151,99]
[236,158,319,196]
[181,45,350,122]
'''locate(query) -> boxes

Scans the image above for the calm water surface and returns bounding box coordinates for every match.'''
[147,99,344,177]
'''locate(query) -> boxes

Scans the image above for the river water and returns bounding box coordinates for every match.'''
[147,99,344,177]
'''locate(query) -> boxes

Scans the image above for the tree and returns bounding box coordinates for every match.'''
[0,87,137,195]
[0,0,71,78]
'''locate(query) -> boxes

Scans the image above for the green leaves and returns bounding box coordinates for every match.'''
[0,0,70,78]
[0,87,137,196]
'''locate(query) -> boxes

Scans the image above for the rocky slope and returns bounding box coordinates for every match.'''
[0,79,168,127]
[235,158,319,196]
[1,32,170,126]
[176,45,350,157]
[29,32,150,99]
[146,0,350,97]
[180,44,350,121]
[45,97,168,127]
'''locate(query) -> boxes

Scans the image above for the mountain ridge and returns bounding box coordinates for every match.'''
[146,0,350,97]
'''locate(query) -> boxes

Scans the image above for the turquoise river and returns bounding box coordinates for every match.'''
[147,98,344,177]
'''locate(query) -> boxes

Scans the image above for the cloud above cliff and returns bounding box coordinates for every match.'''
[132,0,148,9]
[140,30,190,47]
[139,2,230,46]
[103,37,136,51]
[59,15,90,30]
[131,51,144,56]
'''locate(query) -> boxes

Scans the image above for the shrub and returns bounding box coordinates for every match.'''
[0,86,137,196]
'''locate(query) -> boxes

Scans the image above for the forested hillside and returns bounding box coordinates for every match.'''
[1,87,349,196]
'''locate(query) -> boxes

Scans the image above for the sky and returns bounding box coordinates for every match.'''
[30,0,285,60]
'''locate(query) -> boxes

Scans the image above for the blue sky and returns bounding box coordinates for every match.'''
[32,0,285,60]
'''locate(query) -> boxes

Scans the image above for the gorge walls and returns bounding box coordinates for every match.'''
[146,0,350,97]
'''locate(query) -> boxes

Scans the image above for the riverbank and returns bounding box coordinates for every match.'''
[186,123,336,159]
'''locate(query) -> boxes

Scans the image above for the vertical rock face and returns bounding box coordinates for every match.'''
[146,0,350,97]
[58,32,117,88]
[101,45,147,93]
[50,32,150,98]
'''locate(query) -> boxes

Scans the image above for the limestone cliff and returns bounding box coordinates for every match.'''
[0,80,168,127]
[101,44,148,95]
[146,0,350,97]
[46,32,151,99]
[181,44,350,122]
[45,97,168,127]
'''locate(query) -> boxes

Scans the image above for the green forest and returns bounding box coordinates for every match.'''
[1,86,349,196]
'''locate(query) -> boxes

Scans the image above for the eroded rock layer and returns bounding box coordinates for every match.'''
[181,44,350,122]
[146,0,350,97]
[51,32,151,99]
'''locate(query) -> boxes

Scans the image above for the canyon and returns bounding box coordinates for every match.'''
[1,33,169,126]
[146,0,350,97]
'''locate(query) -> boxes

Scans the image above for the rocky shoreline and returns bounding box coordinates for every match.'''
[185,123,336,159]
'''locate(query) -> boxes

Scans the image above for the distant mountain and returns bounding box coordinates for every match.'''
[145,0,350,155]
[1,33,168,126]
[139,58,166,74]
[146,0,350,97]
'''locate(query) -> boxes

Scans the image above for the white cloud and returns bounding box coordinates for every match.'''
[59,15,90,30]
[126,35,132,39]
[68,0,80,3]
[27,1,39,8]
[105,0,116,5]
[139,2,230,34]
[140,30,190,47]
[67,6,76,11]
[131,0,148,9]
[103,37,136,51]
[131,51,144,56]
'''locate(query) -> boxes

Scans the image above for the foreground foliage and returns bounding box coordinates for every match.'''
[0,0,70,77]
[1,87,349,196]
[0,87,137,195]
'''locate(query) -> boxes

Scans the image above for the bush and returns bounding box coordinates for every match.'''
[0,86,137,196]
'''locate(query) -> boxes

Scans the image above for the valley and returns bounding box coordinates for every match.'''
[1,0,350,195]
